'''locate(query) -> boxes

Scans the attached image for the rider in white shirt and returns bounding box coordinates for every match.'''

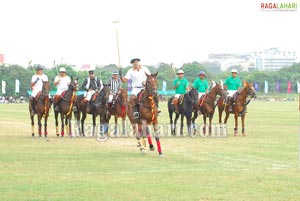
[53,67,71,111]
[29,64,49,115]
[120,58,160,118]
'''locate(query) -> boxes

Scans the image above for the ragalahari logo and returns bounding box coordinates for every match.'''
[260,2,297,11]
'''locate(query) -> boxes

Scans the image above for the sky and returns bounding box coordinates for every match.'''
[0,0,299,68]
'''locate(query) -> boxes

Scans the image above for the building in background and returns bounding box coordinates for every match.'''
[254,48,297,71]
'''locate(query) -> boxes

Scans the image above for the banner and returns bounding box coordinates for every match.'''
[254,81,259,92]
[287,80,291,94]
[15,79,20,93]
[220,80,223,88]
[276,80,280,93]
[297,81,300,94]
[264,80,268,94]
[127,79,132,91]
[162,80,167,91]
[1,80,6,94]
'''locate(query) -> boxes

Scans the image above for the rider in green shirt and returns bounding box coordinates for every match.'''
[173,69,189,113]
[224,69,241,111]
[193,70,209,99]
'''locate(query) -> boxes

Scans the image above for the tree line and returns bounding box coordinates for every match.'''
[0,62,299,96]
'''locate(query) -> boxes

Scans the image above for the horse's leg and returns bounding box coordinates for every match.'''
[68,115,72,137]
[146,125,154,151]
[81,112,86,137]
[174,113,180,136]
[38,115,42,137]
[209,115,213,136]
[191,111,198,135]
[122,117,126,136]
[76,110,81,136]
[153,120,162,156]
[55,111,59,137]
[218,105,223,124]
[180,114,184,136]
[234,113,238,136]
[92,114,96,137]
[30,113,35,137]
[203,114,206,136]
[169,111,174,135]
[60,112,65,137]
[186,113,192,136]
[65,115,70,137]
[114,115,118,136]
[241,113,246,136]
[44,115,48,137]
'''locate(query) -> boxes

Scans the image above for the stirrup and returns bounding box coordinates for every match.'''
[133,112,139,119]
[72,106,77,112]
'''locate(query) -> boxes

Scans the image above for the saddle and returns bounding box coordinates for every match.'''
[53,91,67,104]
[198,94,206,106]
[137,90,145,103]
[92,91,100,102]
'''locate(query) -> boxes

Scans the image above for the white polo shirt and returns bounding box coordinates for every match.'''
[124,66,151,88]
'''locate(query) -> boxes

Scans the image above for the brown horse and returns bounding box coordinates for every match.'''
[217,81,256,136]
[192,83,227,135]
[29,81,52,137]
[54,77,79,137]
[74,84,111,137]
[127,72,162,156]
[108,89,128,136]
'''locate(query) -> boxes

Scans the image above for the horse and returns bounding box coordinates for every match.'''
[107,88,128,136]
[191,83,227,135]
[168,88,198,136]
[217,81,256,136]
[74,84,111,137]
[54,77,79,137]
[29,81,52,137]
[127,72,162,156]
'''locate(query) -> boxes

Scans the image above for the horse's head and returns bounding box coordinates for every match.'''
[119,88,128,104]
[70,76,79,91]
[41,81,50,97]
[145,72,158,96]
[102,84,111,102]
[188,87,199,105]
[211,82,227,99]
[244,81,256,99]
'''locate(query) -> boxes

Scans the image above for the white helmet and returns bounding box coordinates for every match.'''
[59,67,66,73]
[177,69,184,74]
[231,69,238,73]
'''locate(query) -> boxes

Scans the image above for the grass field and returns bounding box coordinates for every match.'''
[0,100,300,201]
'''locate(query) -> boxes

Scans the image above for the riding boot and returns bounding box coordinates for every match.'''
[131,96,139,119]
[29,97,36,116]
[173,98,179,114]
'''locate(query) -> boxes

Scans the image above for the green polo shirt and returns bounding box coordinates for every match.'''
[173,78,189,94]
[224,76,241,90]
[193,78,209,93]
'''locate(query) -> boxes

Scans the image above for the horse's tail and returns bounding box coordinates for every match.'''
[167,97,174,113]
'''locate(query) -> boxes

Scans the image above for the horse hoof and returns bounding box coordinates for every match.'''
[32,134,34,137]
[39,134,42,138]
[159,153,163,157]
[149,144,155,151]
[140,149,147,154]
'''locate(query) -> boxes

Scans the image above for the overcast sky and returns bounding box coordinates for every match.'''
[0,0,299,67]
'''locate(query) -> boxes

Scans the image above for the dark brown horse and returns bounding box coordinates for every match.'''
[54,77,79,137]
[192,83,227,135]
[127,72,162,156]
[168,88,198,136]
[108,89,128,136]
[217,81,256,136]
[29,81,52,137]
[74,84,111,137]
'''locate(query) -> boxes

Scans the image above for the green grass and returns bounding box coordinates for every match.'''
[0,101,300,201]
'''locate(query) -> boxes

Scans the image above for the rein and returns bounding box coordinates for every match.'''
[66,91,76,116]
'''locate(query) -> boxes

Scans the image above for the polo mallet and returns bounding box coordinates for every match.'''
[54,60,58,75]
[28,60,35,74]
[170,63,177,79]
